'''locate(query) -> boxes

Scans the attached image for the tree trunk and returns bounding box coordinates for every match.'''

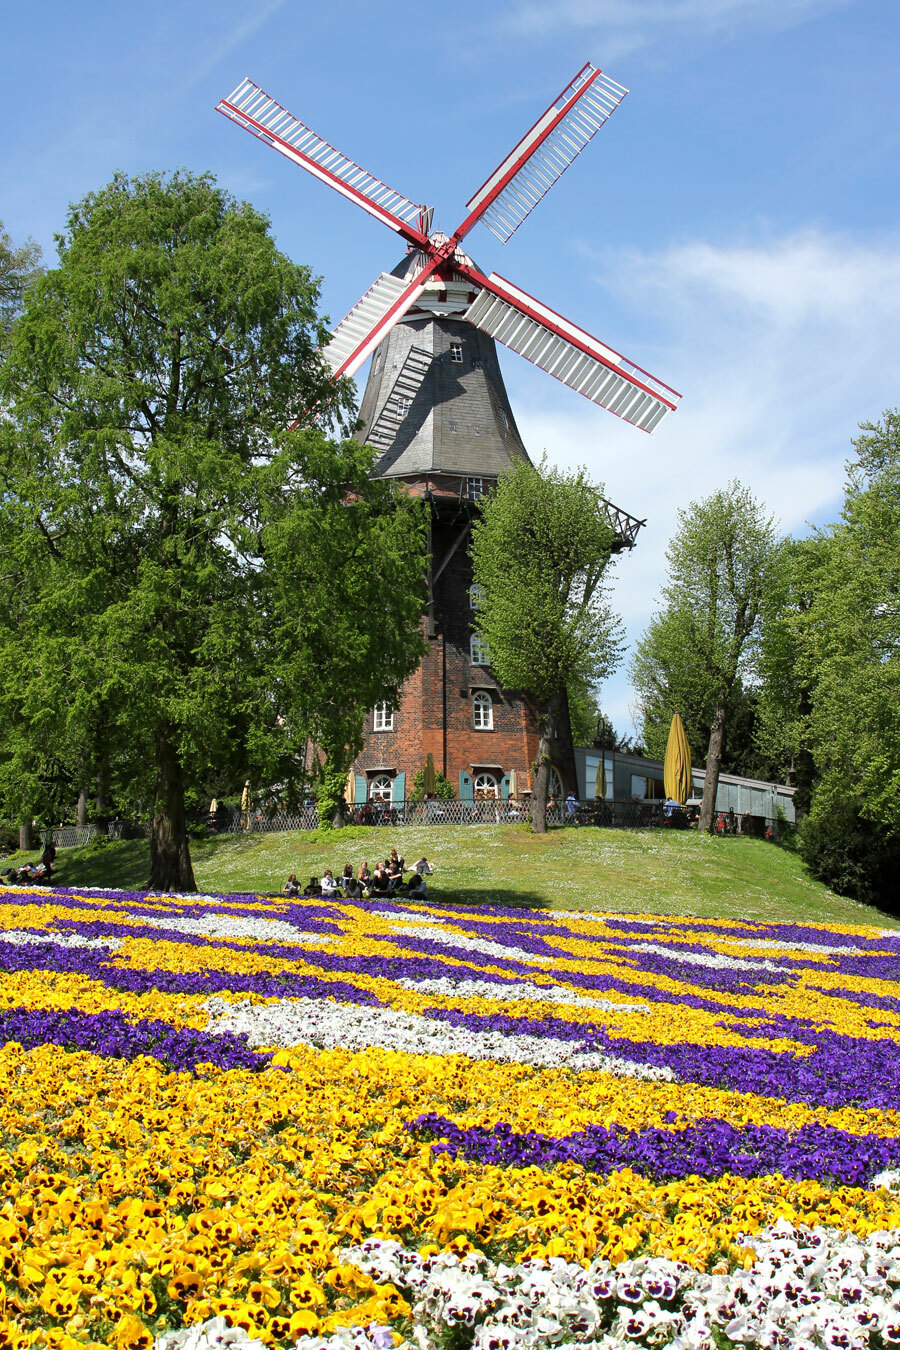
[531,691,563,835]
[147,722,196,892]
[331,801,345,829]
[76,788,88,829]
[699,696,727,834]
[19,820,34,852]
[95,768,108,828]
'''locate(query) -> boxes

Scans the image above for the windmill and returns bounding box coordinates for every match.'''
[217,64,679,447]
[216,63,680,808]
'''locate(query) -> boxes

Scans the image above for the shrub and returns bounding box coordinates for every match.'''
[799,798,900,912]
[410,770,455,803]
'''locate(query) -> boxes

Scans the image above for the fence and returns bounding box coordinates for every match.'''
[37,800,783,848]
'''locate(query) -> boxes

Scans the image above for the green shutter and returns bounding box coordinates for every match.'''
[354,774,366,804]
[459,771,474,801]
[500,774,510,800]
[392,773,406,804]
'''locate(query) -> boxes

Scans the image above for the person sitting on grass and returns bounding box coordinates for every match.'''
[283,873,300,897]
[41,841,57,879]
[304,875,322,898]
[339,863,355,893]
[343,867,362,899]
[386,854,404,894]
[402,869,427,899]
[320,869,341,898]
[371,863,391,895]
[412,855,433,876]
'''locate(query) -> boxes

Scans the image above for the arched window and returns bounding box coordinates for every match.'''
[548,768,563,799]
[373,703,393,731]
[469,583,484,611]
[470,632,490,666]
[473,771,499,798]
[369,774,393,802]
[472,692,493,730]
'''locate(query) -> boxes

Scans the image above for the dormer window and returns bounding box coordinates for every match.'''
[449,341,463,364]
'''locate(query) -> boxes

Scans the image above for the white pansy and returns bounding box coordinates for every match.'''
[379,922,555,965]
[140,915,335,943]
[203,997,669,1079]
[718,937,876,957]
[872,1169,900,1191]
[0,928,122,950]
[396,976,649,1012]
[618,941,786,973]
[372,910,445,923]
[154,1314,267,1348]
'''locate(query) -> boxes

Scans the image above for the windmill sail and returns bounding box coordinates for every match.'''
[463,273,680,432]
[457,64,627,245]
[216,79,429,245]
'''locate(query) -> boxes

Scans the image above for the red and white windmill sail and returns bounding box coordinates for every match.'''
[216,62,680,431]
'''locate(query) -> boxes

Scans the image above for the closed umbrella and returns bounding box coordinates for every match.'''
[424,752,436,796]
[345,770,355,806]
[508,768,518,799]
[663,714,692,805]
[595,759,606,799]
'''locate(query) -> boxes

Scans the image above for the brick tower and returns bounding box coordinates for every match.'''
[346,247,583,812]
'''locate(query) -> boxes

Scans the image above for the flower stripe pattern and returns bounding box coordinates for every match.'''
[0,883,898,1350]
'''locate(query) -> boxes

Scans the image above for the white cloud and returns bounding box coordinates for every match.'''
[497,0,849,53]
[506,228,900,735]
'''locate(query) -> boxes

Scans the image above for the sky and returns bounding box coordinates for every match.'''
[4,0,900,737]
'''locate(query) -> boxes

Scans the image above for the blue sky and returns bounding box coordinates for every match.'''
[5,0,900,739]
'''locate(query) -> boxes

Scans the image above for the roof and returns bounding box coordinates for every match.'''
[355,252,532,481]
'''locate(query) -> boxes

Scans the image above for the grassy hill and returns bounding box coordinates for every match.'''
[8,824,895,929]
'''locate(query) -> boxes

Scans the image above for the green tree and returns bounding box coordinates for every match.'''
[470,459,622,833]
[790,413,900,903]
[0,171,426,887]
[630,483,779,832]
[0,221,41,345]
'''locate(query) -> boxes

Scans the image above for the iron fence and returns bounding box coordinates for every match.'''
[37,800,783,848]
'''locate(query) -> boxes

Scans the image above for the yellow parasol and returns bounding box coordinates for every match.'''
[595,758,606,799]
[663,714,692,805]
[424,752,436,796]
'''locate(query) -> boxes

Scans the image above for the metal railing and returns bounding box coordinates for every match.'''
[36,800,784,847]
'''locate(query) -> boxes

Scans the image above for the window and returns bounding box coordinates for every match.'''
[466,477,484,500]
[395,395,411,417]
[472,692,493,730]
[473,771,499,798]
[470,633,490,666]
[449,341,463,363]
[369,774,393,802]
[469,583,484,610]
[373,703,394,732]
[448,419,458,433]
[548,768,563,800]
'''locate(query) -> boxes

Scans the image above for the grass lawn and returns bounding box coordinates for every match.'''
[8,822,896,929]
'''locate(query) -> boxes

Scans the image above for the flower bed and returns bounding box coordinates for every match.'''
[0,885,899,1349]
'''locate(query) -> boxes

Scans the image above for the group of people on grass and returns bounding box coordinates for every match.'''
[284,848,433,900]
[0,841,56,885]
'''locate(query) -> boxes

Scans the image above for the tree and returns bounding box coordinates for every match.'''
[0,171,426,888]
[630,483,779,833]
[789,413,900,905]
[470,459,622,833]
[0,221,41,345]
